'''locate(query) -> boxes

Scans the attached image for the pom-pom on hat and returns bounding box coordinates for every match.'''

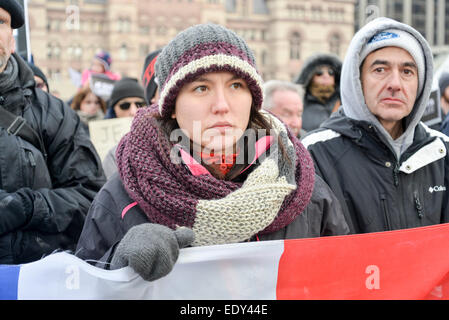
[155,23,264,117]
[94,50,112,71]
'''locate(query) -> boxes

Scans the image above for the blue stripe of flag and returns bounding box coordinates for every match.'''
[0,264,20,300]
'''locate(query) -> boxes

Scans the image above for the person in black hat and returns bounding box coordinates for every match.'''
[0,0,24,29]
[0,1,105,264]
[102,78,146,179]
[27,62,50,92]
[105,77,146,119]
[141,49,161,105]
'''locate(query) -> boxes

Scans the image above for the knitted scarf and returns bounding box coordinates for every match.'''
[116,107,315,246]
[0,55,18,94]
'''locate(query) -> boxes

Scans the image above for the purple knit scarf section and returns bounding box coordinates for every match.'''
[116,106,315,235]
[159,42,263,118]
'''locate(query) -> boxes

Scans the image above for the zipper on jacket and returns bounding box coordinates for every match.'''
[380,193,392,230]
[27,150,36,167]
[25,150,36,188]
[393,162,400,187]
[413,191,424,219]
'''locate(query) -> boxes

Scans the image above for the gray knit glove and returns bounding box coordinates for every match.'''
[110,223,195,281]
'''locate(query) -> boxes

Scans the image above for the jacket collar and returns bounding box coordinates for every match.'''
[12,53,35,92]
[176,135,274,177]
[320,108,437,162]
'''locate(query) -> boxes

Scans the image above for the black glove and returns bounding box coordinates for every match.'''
[0,189,33,236]
[110,223,195,281]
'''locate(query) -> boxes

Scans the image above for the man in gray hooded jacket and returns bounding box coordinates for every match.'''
[302,17,449,234]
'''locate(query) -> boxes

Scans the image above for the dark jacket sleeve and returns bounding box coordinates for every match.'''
[8,92,106,263]
[311,174,349,236]
[75,193,123,267]
[75,175,140,268]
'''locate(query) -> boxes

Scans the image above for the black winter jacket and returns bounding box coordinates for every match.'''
[302,92,340,132]
[303,111,449,234]
[0,54,106,264]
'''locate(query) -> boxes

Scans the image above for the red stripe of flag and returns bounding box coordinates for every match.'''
[276,223,449,299]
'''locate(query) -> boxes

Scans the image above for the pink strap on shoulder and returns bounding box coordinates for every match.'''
[121,202,138,219]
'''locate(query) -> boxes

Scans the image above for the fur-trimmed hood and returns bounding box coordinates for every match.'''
[294,53,342,89]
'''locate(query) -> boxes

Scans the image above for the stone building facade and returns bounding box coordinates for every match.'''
[27,0,355,99]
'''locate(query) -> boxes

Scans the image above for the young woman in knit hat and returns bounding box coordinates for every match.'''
[76,24,349,282]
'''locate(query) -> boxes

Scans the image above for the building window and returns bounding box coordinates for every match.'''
[47,43,53,60]
[329,33,341,56]
[139,44,149,57]
[226,0,236,12]
[74,45,83,61]
[311,6,322,21]
[156,25,167,35]
[120,44,128,60]
[118,18,131,33]
[290,32,301,60]
[261,50,267,66]
[242,0,249,16]
[288,5,305,19]
[47,42,61,60]
[140,25,150,35]
[329,7,345,22]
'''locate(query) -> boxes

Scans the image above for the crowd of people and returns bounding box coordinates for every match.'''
[1,0,449,286]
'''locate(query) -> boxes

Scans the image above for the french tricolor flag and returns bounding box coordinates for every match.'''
[2,223,449,300]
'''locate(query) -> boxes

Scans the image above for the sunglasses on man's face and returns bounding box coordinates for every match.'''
[118,101,146,110]
[315,68,335,77]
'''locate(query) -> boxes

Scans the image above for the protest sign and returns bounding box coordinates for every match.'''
[88,117,132,161]
[421,89,442,128]
[89,74,116,101]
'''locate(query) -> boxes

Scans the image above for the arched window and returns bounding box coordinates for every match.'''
[53,42,61,59]
[261,50,267,66]
[120,43,128,60]
[329,33,341,56]
[47,43,53,59]
[290,32,301,60]
[47,42,61,60]
[74,45,83,61]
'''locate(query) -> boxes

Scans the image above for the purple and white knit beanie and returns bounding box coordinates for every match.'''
[155,23,264,117]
